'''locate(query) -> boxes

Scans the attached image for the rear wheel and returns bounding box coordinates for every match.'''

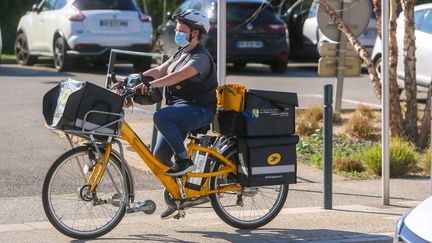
[53,36,71,71]
[209,148,289,229]
[270,61,287,73]
[15,33,37,66]
[42,146,127,239]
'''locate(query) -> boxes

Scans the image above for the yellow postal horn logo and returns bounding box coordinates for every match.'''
[267,153,281,165]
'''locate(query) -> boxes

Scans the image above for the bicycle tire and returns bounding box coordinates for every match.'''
[42,146,128,239]
[209,148,289,229]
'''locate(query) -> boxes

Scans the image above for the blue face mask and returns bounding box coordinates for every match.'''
[174,31,190,48]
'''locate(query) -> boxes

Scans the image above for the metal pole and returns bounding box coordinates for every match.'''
[162,0,167,23]
[334,1,348,117]
[217,0,227,85]
[151,54,169,152]
[324,84,333,210]
[382,0,390,205]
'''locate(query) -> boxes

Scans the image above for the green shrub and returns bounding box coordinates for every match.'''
[365,138,419,177]
[421,148,431,175]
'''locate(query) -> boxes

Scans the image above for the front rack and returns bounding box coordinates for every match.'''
[50,110,125,142]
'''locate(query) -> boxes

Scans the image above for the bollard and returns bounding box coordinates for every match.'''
[324,84,333,209]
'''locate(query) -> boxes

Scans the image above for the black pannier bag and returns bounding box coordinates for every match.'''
[241,89,298,137]
[213,89,298,137]
[43,78,124,137]
[237,135,299,187]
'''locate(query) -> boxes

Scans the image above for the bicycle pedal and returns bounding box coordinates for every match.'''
[127,200,156,214]
[173,210,186,219]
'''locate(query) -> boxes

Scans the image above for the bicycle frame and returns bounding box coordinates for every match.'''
[88,121,242,200]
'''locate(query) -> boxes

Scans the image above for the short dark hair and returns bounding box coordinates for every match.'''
[177,20,203,40]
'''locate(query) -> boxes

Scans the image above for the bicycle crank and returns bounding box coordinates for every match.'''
[127,200,157,214]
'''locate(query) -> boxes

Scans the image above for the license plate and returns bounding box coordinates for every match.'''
[100,19,128,27]
[237,41,264,48]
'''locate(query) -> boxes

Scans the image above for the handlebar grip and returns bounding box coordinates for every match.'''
[139,73,155,88]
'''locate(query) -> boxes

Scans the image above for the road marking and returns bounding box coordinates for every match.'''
[299,94,381,109]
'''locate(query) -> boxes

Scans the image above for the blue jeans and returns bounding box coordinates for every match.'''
[153,102,214,166]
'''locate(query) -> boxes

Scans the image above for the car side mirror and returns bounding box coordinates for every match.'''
[31,4,39,12]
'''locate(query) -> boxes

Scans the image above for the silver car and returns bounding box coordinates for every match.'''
[15,0,153,71]
[300,0,377,59]
[372,3,432,90]
[395,196,432,242]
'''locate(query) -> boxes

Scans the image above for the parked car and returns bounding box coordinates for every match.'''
[15,0,153,71]
[372,3,432,90]
[394,196,432,242]
[281,0,378,61]
[157,0,290,73]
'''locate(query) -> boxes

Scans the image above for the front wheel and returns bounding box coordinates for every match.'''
[42,146,127,239]
[209,149,289,229]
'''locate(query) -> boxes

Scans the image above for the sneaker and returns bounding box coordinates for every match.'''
[160,206,178,220]
[166,157,196,176]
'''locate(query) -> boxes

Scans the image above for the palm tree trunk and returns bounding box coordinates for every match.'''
[372,0,382,38]
[417,83,432,148]
[401,0,418,140]
[389,0,404,136]
[318,0,382,100]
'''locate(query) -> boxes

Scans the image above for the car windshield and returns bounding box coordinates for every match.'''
[73,0,136,10]
[227,3,278,23]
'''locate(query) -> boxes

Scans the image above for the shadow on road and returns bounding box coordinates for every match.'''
[0,65,69,77]
[71,228,391,242]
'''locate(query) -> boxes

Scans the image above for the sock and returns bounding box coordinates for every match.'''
[177,151,188,160]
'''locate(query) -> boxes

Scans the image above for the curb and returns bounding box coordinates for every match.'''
[0,58,16,65]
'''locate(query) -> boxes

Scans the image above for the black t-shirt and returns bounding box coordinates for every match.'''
[165,45,218,114]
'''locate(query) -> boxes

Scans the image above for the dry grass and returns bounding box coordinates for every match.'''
[346,112,375,139]
[334,157,365,173]
[356,104,374,119]
[296,104,323,136]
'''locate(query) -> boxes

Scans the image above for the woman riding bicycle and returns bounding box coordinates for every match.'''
[138,9,217,219]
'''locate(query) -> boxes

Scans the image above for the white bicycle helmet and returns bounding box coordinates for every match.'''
[174,9,210,34]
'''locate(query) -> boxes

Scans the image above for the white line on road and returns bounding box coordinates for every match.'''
[299,94,381,109]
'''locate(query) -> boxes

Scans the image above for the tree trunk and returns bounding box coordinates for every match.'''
[372,0,382,38]
[318,0,382,100]
[389,0,404,136]
[417,83,432,148]
[401,0,418,141]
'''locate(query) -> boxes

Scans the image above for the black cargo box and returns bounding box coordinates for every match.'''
[237,135,299,186]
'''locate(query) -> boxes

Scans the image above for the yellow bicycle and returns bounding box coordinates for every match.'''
[41,76,290,239]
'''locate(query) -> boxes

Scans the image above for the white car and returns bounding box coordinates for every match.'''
[371,3,432,89]
[15,0,153,71]
[301,0,378,58]
[395,196,432,242]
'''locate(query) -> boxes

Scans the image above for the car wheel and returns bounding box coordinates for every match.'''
[233,62,247,69]
[270,61,287,74]
[92,59,107,69]
[53,36,70,71]
[374,56,382,80]
[133,57,152,72]
[15,33,37,66]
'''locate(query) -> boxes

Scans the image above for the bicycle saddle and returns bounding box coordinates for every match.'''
[189,125,210,136]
